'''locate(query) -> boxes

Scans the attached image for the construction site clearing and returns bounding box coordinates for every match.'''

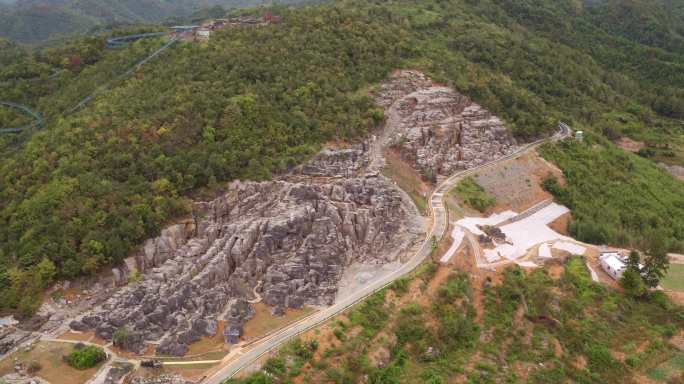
[437,150,633,292]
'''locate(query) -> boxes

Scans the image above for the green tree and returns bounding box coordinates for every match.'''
[642,233,670,288]
[620,269,646,298]
[63,345,107,369]
[36,258,57,288]
[112,326,133,350]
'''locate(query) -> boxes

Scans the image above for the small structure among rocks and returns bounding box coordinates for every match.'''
[224,326,241,345]
[140,359,162,369]
[168,11,283,43]
[105,361,134,384]
[223,299,254,344]
[479,225,506,242]
[599,251,628,280]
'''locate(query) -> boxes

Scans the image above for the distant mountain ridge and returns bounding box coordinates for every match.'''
[0,0,296,43]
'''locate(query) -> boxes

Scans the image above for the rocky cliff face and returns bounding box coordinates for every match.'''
[71,169,414,355]
[376,70,518,178]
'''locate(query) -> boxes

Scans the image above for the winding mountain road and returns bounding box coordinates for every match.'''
[0,101,44,134]
[204,123,570,383]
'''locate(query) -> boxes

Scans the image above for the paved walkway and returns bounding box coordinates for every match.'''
[162,360,221,366]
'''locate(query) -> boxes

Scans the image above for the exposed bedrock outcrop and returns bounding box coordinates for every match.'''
[297,143,370,178]
[376,70,518,177]
[71,176,413,355]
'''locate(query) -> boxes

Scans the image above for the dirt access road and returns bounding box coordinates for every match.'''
[204,124,570,383]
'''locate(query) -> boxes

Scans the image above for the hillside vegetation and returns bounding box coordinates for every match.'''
[229,259,684,383]
[540,136,684,253]
[0,0,683,315]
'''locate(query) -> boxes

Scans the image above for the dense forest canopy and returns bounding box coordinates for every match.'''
[583,0,684,53]
[0,0,683,315]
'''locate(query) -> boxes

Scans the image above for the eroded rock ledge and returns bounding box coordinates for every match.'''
[376,70,518,178]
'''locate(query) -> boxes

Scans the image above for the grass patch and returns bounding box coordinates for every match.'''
[0,341,103,384]
[242,303,315,341]
[383,149,428,215]
[348,290,390,338]
[451,177,496,213]
[662,264,684,292]
[154,350,227,361]
[563,256,599,301]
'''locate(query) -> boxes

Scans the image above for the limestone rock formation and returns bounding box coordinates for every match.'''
[660,162,684,181]
[136,221,196,274]
[376,70,518,177]
[0,327,32,355]
[130,375,190,384]
[71,175,413,355]
[297,144,370,178]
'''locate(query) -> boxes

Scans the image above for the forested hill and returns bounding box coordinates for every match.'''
[583,0,684,53]
[0,0,311,43]
[0,0,683,316]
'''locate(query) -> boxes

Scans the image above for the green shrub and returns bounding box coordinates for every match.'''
[625,355,639,368]
[437,272,469,303]
[112,326,138,351]
[585,343,616,372]
[420,368,444,384]
[563,256,599,301]
[262,357,286,378]
[349,291,389,337]
[367,350,407,384]
[395,304,428,346]
[287,338,317,361]
[390,277,410,295]
[26,360,41,374]
[620,269,647,298]
[63,345,107,370]
[436,306,479,351]
[333,328,346,341]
